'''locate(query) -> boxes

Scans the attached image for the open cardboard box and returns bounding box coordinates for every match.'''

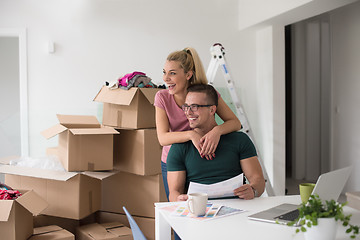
[0,189,48,240]
[76,222,132,240]
[30,225,74,240]
[114,128,161,176]
[0,163,115,220]
[94,86,160,129]
[41,114,119,172]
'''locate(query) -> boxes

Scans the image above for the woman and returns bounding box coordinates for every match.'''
[154,47,241,199]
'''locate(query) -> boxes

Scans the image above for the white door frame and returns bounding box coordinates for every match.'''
[0,28,29,156]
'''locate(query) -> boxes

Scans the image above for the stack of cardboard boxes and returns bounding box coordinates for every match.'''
[94,86,167,239]
[0,85,166,239]
[0,114,122,239]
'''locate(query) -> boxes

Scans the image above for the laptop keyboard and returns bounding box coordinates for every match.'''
[275,209,299,221]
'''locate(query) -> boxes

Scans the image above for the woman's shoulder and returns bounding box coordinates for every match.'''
[154,89,174,108]
[155,89,170,98]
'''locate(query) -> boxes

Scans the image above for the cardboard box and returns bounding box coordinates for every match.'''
[101,171,167,218]
[41,114,119,172]
[76,222,132,240]
[346,192,360,211]
[0,164,115,220]
[29,225,74,240]
[114,128,161,175]
[34,212,97,235]
[0,190,47,240]
[96,211,155,240]
[94,86,159,129]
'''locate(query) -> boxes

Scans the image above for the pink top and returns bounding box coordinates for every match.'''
[154,89,191,163]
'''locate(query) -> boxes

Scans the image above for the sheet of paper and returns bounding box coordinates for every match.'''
[187,173,243,198]
[159,201,246,221]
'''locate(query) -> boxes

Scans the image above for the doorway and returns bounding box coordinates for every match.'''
[285,14,331,194]
[0,29,28,183]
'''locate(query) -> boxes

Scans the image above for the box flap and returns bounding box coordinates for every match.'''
[46,147,58,156]
[103,222,132,237]
[108,226,132,237]
[57,114,100,128]
[69,127,119,135]
[16,190,48,215]
[33,225,63,235]
[41,124,68,139]
[82,170,118,180]
[139,88,159,105]
[101,222,124,229]
[93,86,138,105]
[0,200,14,221]
[0,164,78,181]
[31,225,74,240]
[85,224,112,239]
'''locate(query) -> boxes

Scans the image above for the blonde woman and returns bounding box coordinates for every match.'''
[154,47,241,200]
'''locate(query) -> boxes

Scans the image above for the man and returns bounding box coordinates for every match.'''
[167,84,265,202]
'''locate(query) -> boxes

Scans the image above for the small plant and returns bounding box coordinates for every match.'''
[287,194,359,239]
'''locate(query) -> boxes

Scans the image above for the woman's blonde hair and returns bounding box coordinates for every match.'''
[167,47,208,85]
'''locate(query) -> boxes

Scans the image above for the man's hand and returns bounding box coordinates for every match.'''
[233,184,255,200]
[177,194,188,201]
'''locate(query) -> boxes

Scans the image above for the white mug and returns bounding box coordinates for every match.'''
[187,193,208,216]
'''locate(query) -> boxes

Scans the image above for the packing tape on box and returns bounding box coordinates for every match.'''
[88,163,94,171]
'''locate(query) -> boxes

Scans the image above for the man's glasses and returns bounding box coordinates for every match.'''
[181,104,213,112]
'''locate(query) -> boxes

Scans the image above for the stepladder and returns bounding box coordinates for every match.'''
[206,43,275,196]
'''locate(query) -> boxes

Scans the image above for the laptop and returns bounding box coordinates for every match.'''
[248,166,352,225]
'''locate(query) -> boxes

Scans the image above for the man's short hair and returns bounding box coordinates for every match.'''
[187,84,218,106]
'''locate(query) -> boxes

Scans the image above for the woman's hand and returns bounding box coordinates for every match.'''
[199,127,221,160]
[190,130,203,155]
[190,129,213,159]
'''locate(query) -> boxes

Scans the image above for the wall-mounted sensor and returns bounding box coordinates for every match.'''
[48,41,55,53]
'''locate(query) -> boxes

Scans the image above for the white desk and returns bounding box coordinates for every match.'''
[155,195,360,240]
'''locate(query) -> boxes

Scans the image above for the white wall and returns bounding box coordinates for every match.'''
[0,0,242,157]
[330,1,360,192]
[238,0,312,30]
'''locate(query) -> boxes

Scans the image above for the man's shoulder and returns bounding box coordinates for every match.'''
[224,131,248,139]
[222,131,253,146]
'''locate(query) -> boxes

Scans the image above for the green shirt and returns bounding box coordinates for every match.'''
[167,131,257,191]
